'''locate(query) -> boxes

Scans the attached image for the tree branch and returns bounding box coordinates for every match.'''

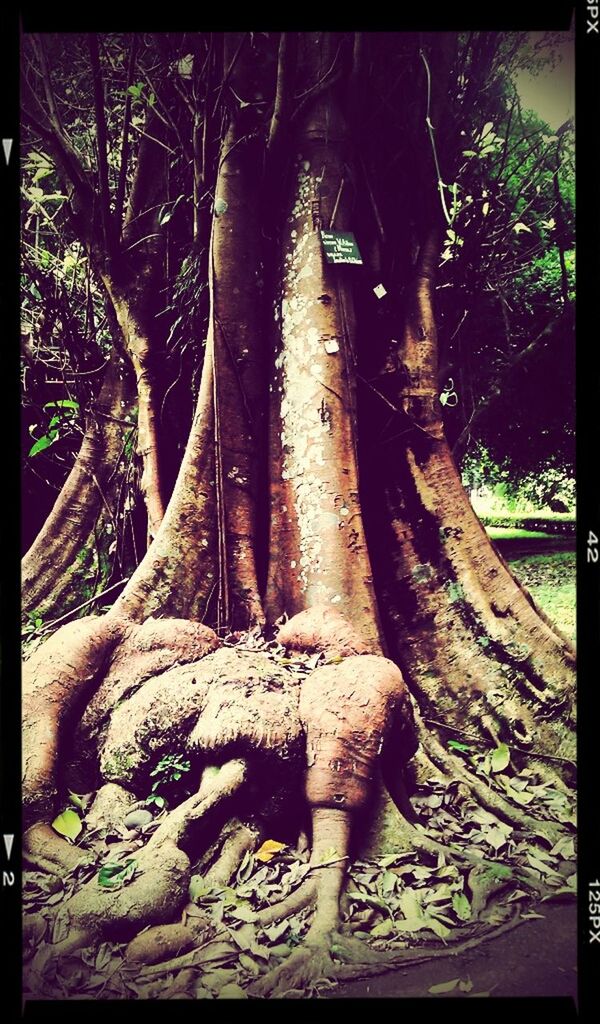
[115,34,138,238]
[21,57,97,248]
[267,32,296,152]
[88,34,113,257]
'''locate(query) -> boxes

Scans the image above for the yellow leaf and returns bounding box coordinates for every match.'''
[51,808,82,842]
[255,839,286,863]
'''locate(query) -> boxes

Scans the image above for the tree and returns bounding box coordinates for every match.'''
[22,31,575,999]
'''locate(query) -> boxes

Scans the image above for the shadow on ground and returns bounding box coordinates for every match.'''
[332,902,577,1003]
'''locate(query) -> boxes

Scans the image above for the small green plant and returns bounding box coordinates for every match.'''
[146,753,191,810]
[28,399,79,458]
[22,610,43,638]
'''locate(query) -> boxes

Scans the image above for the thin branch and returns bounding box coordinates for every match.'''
[267,32,295,152]
[211,33,247,118]
[30,577,130,637]
[31,34,64,133]
[419,49,452,226]
[88,34,113,255]
[129,121,176,155]
[115,34,138,236]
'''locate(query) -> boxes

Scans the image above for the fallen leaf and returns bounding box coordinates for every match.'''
[218,983,247,999]
[51,809,82,842]
[255,840,286,863]
[491,743,510,773]
[428,978,460,994]
[452,892,472,921]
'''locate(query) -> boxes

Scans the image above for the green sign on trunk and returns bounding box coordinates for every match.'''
[320,230,363,265]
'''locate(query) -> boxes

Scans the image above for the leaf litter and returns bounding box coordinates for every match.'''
[23,630,576,1000]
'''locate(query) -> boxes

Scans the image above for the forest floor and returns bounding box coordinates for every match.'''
[23,545,577,1005]
[334,542,577,1004]
[333,900,577,1001]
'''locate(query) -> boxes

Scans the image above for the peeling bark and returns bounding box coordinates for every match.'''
[266,39,382,649]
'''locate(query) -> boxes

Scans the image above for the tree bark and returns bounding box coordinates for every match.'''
[265,34,382,651]
[22,347,135,622]
[369,229,575,767]
[210,114,266,628]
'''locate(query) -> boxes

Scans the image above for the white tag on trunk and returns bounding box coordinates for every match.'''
[373,283,387,299]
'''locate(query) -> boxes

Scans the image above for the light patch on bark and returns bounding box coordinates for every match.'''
[275,161,342,597]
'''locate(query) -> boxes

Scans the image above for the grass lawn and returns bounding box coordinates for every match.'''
[507,549,576,642]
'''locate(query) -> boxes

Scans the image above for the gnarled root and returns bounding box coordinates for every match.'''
[251,807,351,996]
[23,823,92,875]
[23,614,129,825]
[34,760,247,963]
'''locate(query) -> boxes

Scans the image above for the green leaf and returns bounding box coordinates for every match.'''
[371,919,395,938]
[51,808,82,841]
[43,399,79,411]
[399,888,423,920]
[347,891,391,915]
[484,826,509,850]
[491,743,510,773]
[189,876,216,902]
[229,906,257,923]
[381,869,397,894]
[28,431,59,457]
[448,739,471,753]
[217,983,247,999]
[462,150,478,158]
[145,793,165,809]
[33,167,53,183]
[97,859,137,888]
[428,978,460,995]
[68,791,86,811]
[452,892,472,921]
[426,916,451,939]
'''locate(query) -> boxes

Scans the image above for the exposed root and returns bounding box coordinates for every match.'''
[23,823,92,875]
[256,877,317,927]
[277,605,372,657]
[253,806,351,995]
[333,908,526,981]
[155,759,247,848]
[204,818,261,887]
[417,716,564,845]
[126,920,206,965]
[23,614,128,825]
[34,760,247,964]
[251,931,338,997]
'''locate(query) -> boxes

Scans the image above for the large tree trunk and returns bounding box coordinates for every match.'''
[367,228,575,782]
[265,36,382,652]
[21,30,576,1000]
[100,116,172,546]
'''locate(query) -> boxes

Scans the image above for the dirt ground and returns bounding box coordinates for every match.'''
[332,901,577,1004]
